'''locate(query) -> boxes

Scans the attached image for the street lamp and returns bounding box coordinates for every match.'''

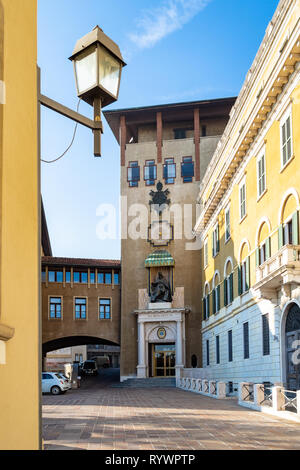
[39,26,126,157]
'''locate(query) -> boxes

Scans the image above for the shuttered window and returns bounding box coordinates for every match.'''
[239,257,250,294]
[243,322,249,359]
[212,224,219,257]
[239,182,246,220]
[281,115,292,167]
[262,314,270,356]
[257,154,266,197]
[225,206,230,242]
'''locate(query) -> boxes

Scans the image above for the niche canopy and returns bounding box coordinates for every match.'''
[145,250,175,268]
[69,26,126,108]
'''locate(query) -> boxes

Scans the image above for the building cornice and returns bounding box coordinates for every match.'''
[0,322,15,342]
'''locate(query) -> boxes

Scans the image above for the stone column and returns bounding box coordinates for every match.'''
[175,319,183,379]
[137,321,146,378]
[176,319,183,366]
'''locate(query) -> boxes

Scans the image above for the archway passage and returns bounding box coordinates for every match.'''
[285,304,300,390]
[43,336,119,355]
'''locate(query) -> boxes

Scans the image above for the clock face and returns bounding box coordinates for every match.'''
[157,327,166,340]
[148,220,173,247]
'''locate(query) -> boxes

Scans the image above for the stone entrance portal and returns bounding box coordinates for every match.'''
[135,299,188,379]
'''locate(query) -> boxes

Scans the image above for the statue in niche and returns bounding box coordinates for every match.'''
[150,272,172,303]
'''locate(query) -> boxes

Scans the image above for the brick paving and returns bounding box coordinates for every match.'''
[43,370,300,450]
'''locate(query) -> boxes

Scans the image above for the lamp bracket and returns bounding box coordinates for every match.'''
[39,93,103,132]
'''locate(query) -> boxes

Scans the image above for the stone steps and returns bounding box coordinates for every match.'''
[112,378,176,388]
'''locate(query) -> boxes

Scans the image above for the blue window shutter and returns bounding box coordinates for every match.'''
[217,285,220,311]
[230,273,234,302]
[245,256,250,291]
[202,298,206,320]
[238,265,242,295]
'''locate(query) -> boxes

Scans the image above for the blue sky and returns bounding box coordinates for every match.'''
[39,0,279,260]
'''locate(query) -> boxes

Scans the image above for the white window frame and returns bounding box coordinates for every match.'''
[239,178,247,221]
[280,108,293,170]
[257,153,266,199]
[225,205,231,242]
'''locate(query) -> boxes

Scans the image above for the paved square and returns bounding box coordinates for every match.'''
[43,370,300,450]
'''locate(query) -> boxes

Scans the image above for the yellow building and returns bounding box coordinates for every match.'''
[0,0,41,449]
[195,0,300,389]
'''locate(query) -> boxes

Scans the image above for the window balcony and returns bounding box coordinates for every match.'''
[254,245,300,300]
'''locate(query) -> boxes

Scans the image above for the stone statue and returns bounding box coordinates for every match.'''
[150,272,172,303]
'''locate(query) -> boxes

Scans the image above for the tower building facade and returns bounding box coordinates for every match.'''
[105,98,235,381]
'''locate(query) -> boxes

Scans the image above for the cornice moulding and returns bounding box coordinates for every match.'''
[0,322,15,341]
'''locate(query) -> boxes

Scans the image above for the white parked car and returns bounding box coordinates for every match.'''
[42,372,71,395]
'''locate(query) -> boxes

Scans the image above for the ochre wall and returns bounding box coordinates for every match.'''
[42,278,121,348]
[0,0,40,450]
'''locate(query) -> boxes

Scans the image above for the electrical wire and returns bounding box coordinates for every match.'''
[41,98,82,164]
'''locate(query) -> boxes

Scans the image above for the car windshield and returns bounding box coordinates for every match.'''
[55,373,63,379]
[83,362,95,369]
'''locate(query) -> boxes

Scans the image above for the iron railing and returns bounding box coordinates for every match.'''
[281,390,297,414]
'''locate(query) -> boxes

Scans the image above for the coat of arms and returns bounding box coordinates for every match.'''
[149,181,170,214]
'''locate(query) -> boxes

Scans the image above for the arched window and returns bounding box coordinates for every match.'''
[256,220,271,267]
[202,283,210,321]
[224,259,234,306]
[278,193,299,249]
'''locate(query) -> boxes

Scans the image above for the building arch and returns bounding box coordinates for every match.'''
[42,335,120,355]
[224,257,234,278]
[255,217,272,246]
[278,188,300,226]
[239,238,251,262]
[280,299,300,387]
[212,270,221,288]
[204,281,210,296]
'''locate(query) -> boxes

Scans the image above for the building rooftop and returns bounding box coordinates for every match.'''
[104,96,237,144]
[42,256,121,269]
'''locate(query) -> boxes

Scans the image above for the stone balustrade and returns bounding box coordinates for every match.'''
[238,383,300,422]
[177,371,300,422]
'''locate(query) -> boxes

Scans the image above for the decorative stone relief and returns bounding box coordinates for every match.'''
[172,287,184,308]
[146,323,176,343]
[138,289,149,310]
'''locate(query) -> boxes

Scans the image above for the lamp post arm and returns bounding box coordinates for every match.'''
[39,94,103,132]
